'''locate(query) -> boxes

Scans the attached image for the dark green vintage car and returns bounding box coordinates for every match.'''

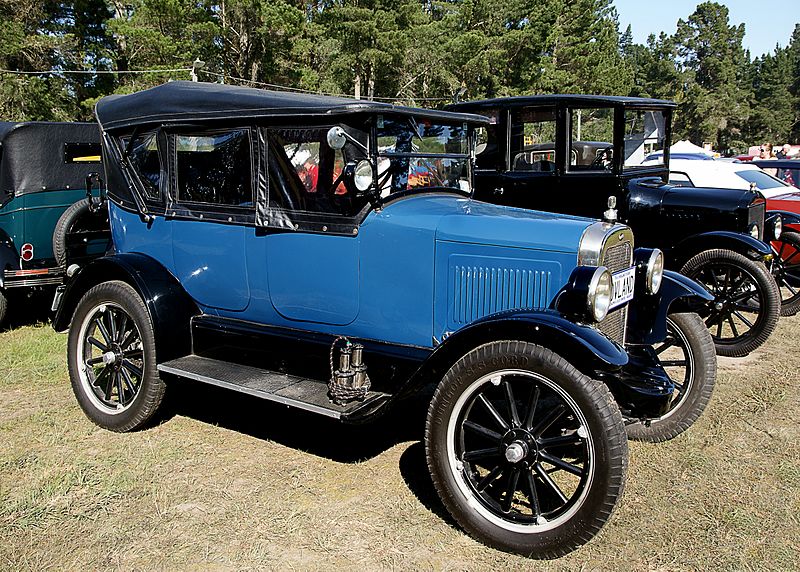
[0,122,110,325]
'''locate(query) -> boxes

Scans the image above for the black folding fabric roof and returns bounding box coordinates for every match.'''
[95,81,489,131]
[0,122,100,207]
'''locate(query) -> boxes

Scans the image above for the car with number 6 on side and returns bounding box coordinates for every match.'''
[52,81,716,559]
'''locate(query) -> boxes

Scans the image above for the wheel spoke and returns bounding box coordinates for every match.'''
[120,329,138,351]
[654,338,675,355]
[524,386,541,430]
[85,356,104,366]
[121,359,143,378]
[539,452,584,476]
[732,310,754,328]
[715,315,723,338]
[538,433,583,449]
[526,470,541,518]
[93,366,111,387]
[502,468,521,513]
[94,317,112,345]
[87,336,108,352]
[103,370,115,400]
[462,447,501,462]
[121,367,137,395]
[463,421,503,443]
[106,310,117,344]
[530,404,565,438]
[477,394,510,432]
[660,359,688,367]
[115,372,125,405]
[727,315,739,337]
[533,463,568,503]
[504,380,521,427]
[116,313,129,344]
[477,464,504,491]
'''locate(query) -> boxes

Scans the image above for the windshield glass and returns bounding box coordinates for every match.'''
[376,116,471,197]
[735,169,790,192]
[623,110,667,168]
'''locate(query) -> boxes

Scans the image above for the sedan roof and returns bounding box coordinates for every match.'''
[95,81,489,131]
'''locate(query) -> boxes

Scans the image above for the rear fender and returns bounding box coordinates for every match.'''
[0,230,19,288]
[626,270,713,345]
[669,230,771,267]
[52,253,199,362]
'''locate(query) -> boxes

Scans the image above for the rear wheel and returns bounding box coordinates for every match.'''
[0,288,7,327]
[626,313,717,442]
[681,249,779,357]
[770,230,800,317]
[67,280,165,432]
[425,341,627,558]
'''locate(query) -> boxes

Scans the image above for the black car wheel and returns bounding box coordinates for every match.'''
[626,313,717,442]
[0,288,7,327]
[681,249,779,357]
[67,280,165,432]
[425,341,627,559]
[770,230,800,317]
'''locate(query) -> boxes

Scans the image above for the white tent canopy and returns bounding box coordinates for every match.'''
[670,139,713,155]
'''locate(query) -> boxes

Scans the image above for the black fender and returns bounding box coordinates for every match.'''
[668,230,772,268]
[768,209,800,227]
[52,253,199,362]
[626,270,713,345]
[391,309,628,405]
[0,230,19,288]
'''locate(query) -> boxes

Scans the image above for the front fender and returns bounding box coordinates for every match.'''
[669,230,771,267]
[52,253,199,362]
[626,270,713,345]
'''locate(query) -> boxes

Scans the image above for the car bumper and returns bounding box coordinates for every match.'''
[3,267,65,288]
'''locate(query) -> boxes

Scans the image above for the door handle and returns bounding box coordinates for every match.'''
[493,187,504,196]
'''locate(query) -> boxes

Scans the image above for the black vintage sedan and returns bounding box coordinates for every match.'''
[448,95,781,358]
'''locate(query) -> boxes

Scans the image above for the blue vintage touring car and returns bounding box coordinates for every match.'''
[52,82,715,558]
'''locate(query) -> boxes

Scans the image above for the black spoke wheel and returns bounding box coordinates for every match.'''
[681,249,779,357]
[0,288,7,327]
[67,280,165,432]
[425,341,627,559]
[771,230,800,316]
[626,313,717,442]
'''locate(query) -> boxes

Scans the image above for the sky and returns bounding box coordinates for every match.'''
[613,0,799,58]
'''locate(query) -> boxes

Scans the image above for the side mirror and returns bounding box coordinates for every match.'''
[326,127,347,150]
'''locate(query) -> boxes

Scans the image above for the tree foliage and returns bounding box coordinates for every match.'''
[0,0,797,152]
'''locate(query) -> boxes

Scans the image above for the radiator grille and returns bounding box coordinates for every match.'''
[451,265,551,325]
[598,237,633,345]
[748,201,766,240]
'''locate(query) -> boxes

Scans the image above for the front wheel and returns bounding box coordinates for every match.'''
[0,288,7,327]
[425,341,628,558]
[626,313,717,442]
[67,280,165,432]
[770,230,800,316]
[681,249,780,357]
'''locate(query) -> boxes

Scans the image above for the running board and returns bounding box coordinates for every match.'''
[158,355,389,420]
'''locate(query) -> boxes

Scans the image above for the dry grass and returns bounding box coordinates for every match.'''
[1,318,798,571]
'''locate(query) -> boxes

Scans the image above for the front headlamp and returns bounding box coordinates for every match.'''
[587,267,612,322]
[749,223,760,240]
[772,215,783,241]
[645,249,664,294]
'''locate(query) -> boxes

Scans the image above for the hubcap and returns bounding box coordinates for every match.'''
[505,441,528,464]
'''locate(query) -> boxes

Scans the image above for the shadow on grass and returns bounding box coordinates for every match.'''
[398,441,453,524]
[161,378,429,463]
[1,289,55,332]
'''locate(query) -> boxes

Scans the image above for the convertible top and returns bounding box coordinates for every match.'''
[0,122,100,208]
[447,94,677,112]
[95,81,489,131]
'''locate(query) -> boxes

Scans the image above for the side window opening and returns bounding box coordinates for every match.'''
[568,108,614,172]
[175,129,253,207]
[64,142,101,164]
[509,108,557,173]
[267,127,367,219]
[474,109,500,170]
[120,132,161,200]
[669,172,694,187]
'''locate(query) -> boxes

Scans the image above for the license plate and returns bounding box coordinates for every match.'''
[610,266,636,310]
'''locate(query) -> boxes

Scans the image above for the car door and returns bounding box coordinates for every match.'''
[250,125,366,326]
[167,128,253,312]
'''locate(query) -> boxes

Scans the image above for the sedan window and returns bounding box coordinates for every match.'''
[175,129,252,207]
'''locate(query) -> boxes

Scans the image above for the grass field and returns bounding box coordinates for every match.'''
[1,316,798,571]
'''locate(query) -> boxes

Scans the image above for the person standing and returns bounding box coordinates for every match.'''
[758,143,778,176]
[776,144,793,159]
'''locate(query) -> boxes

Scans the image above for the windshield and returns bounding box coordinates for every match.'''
[735,169,792,197]
[623,110,667,168]
[376,116,471,197]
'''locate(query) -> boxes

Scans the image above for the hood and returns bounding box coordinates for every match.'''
[377,193,592,255]
[661,185,756,211]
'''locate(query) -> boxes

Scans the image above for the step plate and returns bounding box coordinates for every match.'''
[158,355,386,419]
